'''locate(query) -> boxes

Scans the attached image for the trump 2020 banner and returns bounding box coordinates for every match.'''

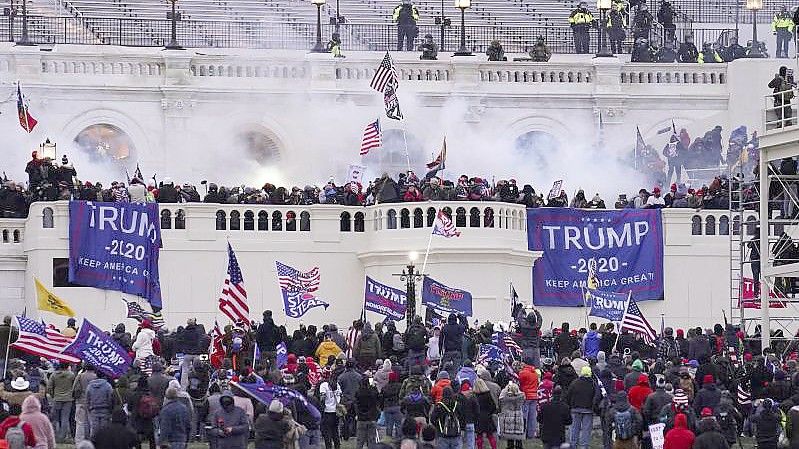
[587,288,629,322]
[68,201,163,308]
[364,276,407,321]
[62,319,132,378]
[527,208,664,307]
[421,276,473,317]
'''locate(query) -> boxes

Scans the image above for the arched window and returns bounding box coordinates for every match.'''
[484,207,495,228]
[161,210,172,230]
[456,207,467,227]
[691,215,702,235]
[469,207,481,227]
[427,207,437,227]
[216,210,227,230]
[354,212,365,232]
[400,208,411,228]
[175,209,186,229]
[243,210,255,231]
[746,216,758,235]
[705,215,716,235]
[286,211,297,231]
[1,230,7,243]
[300,212,311,231]
[235,129,282,166]
[42,207,54,229]
[272,211,282,231]
[733,216,741,235]
[511,210,518,230]
[719,215,730,235]
[73,123,136,164]
[442,207,452,219]
[387,209,397,229]
[413,208,424,228]
[340,212,352,232]
[514,131,559,172]
[230,210,241,231]
[258,211,269,231]
[12,230,19,243]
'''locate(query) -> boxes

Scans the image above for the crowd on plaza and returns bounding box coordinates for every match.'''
[0,307,790,449]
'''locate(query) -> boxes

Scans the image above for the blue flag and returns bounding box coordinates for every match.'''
[587,288,629,322]
[68,201,163,308]
[233,382,321,422]
[421,276,473,317]
[477,344,504,365]
[61,319,132,378]
[276,342,288,369]
[364,276,407,321]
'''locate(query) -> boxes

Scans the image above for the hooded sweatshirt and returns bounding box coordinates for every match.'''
[20,395,54,449]
[628,374,653,411]
[664,413,695,449]
[583,331,601,358]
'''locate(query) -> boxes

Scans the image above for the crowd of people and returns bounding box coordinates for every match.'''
[0,307,791,449]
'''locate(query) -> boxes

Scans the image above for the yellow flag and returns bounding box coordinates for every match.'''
[35,278,75,317]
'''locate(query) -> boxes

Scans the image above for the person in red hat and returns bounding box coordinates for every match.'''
[663,413,695,449]
[675,329,688,358]
[646,186,666,208]
[693,375,721,416]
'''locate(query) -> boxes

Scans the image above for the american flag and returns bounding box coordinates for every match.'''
[432,209,461,238]
[360,119,382,156]
[493,331,522,360]
[276,261,320,293]
[11,316,79,363]
[370,52,398,93]
[737,383,751,406]
[218,243,250,325]
[122,298,165,329]
[477,344,504,365]
[426,138,447,170]
[619,296,657,345]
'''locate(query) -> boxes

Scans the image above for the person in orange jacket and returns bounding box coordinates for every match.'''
[430,371,452,403]
[517,359,540,439]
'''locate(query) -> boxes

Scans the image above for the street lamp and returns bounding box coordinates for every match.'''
[39,138,57,160]
[746,0,764,57]
[165,0,183,50]
[454,0,472,56]
[595,0,613,57]
[311,0,328,52]
[397,251,424,329]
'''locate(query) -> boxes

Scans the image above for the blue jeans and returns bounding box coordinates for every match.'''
[52,400,72,442]
[384,406,404,438]
[300,429,322,449]
[438,436,463,449]
[464,423,475,449]
[523,399,538,439]
[569,410,593,449]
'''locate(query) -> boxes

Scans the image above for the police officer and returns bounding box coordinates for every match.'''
[697,42,723,63]
[721,37,747,61]
[657,0,677,42]
[568,1,594,54]
[656,40,678,62]
[633,3,653,40]
[327,32,345,57]
[393,0,419,51]
[529,36,552,61]
[678,34,699,62]
[418,34,438,60]
[486,40,507,61]
[773,5,794,58]
[608,2,626,54]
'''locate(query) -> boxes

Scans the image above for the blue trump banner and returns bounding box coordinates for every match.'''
[62,319,131,378]
[364,276,407,321]
[276,342,288,368]
[528,208,664,307]
[68,201,162,308]
[421,276,473,317]
[587,288,630,322]
[233,382,321,422]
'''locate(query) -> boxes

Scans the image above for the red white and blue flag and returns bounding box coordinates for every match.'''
[11,316,79,363]
[360,119,382,156]
[17,84,37,133]
[620,296,657,344]
[426,137,447,170]
[218,243,250,326]
[432,209,460,238]
[276,261,328,318]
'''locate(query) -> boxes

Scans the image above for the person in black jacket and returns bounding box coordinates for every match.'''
[382,371,403,439]
[354,377,381,449]
[157,178,179,203]
[693,416,730,449]
[457,380,480,448]
[538,386,572,449]
[555,324,577,362]
[693,375,721,416]
[255,400,291,449]
[515,310,542,367]
[678,35,699,62]
[767,370,793,402]
[564,367,597,449]
[752,399,780,449]
[92,408,139,449]
[440,313,465,375]
[257,311,280,364]
[179,318,207,389]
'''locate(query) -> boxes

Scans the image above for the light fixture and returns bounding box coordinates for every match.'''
[39,138,57,160]
[310,0,328,53]
[408,251,419,262]
[595,0,613,57]
[746,0,763,57]
[165,0,183,50]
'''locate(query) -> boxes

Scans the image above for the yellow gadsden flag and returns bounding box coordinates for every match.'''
[35,278,75,317]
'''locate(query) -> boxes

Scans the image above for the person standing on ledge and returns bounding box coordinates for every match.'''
[393,0,419,51]
[569,2,595,54]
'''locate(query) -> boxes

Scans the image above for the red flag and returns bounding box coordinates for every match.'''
[17,84,37,133]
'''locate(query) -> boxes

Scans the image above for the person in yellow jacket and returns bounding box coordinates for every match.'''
[568,1,595,53]
[393,0,420,51]
[697,42,723,63]
[315,334,344,365]
[773,6,794,58]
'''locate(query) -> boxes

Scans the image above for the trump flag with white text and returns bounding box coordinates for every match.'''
[527,208,664,307]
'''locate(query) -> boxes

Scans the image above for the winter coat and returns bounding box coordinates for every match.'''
[337,369,362,403]
[86,378,114,413]
[254,411,291,449]
[19,395,54,449]
[664,414,695,449]
[693,383,721,416]
[752,407,780,447]
[538,396,572,446]
[354,384,380,421]
[642,388,672,426]
[605,395,643,441]
[518,365,539,400]
[47,369,75,403]
[92,420,139,449]
[498,387,525,440]
[400,391,431,419]
[564,377,596,411]
[475,391,497,433]
[159,399,191,443]
[628,375,653,411]
[431,379,452,404]
[788,405,799,449]
[355,328,382,363]
[554,364,578,391]
[0,416,36,448]
[314,341,343,365]
[132,328,157,361]
[457,392,480,425]
[688,335,711,361]
[693,417,730,449]
[584,331,601,358]
[440,315,465,353]
[208,404,250,449]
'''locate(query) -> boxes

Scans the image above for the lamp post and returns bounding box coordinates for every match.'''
[17,0,31,46]
[4,0,18,43]
[165,0,183,50]
[746,0,763,57]
[595,0,613,56]
[435,0,450,52]
[454,0,472,56]
[39,138,57,160]
[311,0,327,52]
[396,251,424,329]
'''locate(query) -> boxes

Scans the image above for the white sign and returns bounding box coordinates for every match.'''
[547,180,563,200]
[348,164,366,185]
[649,423,666,449]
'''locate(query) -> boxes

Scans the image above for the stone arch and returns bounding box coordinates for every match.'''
[61,108,150,166]
[42,207,54,229]
[376,129,425,176]
[234,127,283,166]
[72,123,138,164]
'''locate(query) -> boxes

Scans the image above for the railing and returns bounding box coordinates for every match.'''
[764,89,797,132]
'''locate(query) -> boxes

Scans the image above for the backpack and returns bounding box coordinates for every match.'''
[5,423,24,449]
[781,78,796,101]
[614,409,634,441]
[437,402,461,438]
[393,333,406,352]
[138,393,161,418]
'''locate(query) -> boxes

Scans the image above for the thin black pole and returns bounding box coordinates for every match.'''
[18,0,31,46]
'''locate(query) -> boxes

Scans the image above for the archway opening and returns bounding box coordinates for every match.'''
[73,124,136,162]
[513,131,559,171]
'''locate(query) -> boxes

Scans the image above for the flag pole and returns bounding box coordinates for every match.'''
[401,128,412,173]
[613,291,633,353]
[2,318,12,379]
[421,229,434,275]
[581,287,590,329]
